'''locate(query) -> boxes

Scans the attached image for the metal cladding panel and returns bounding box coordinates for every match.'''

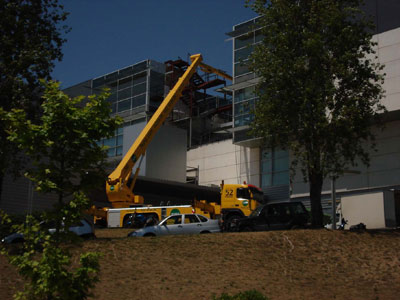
[108,211,121,228]
[263,185,290,203]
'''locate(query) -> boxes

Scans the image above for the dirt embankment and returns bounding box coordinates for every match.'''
[1,229,400,300]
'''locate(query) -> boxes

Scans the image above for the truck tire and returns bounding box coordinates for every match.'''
[225,214,240,232]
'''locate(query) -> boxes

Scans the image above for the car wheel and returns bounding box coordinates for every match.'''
[143,233,155,237]
[241,226,253,232]
[82,233,96,240]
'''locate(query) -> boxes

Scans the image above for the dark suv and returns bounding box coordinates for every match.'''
[234,202,309,232]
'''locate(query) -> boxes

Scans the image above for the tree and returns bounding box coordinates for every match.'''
[247,0,385,226]
[0,82,122,299]
[5,81,122,237]
[0,0,69,201]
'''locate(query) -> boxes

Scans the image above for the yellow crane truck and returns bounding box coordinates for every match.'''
[89,54,263,228]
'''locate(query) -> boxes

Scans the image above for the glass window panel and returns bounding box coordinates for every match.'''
[262,149,272,160]
[255,30,265,43]
[118,77,132,90]
[132,94,146,107]
[235,100,254,116]
[274,156,289,172]
[273,171,289,186]
[111,103,116,114]
[116,135,123,146]
[234,62,250,77]
[116,146,123,156]
[133,75,147,85]
[96,140,102,147]
[107,147,115,157]
[234,45,253,63]
[105,72,118,84]
[234,115,242,127]
[103,137,115,147]
[244,86,255,99]
[92,77,105,88]
[261,160,272,173]
[262,173,272,188]
[117,99,131,112]
[132,82,146,96]
[118,88,131,100]
[117,127,123,135]
[275,149,288,159]
[234,89,245,103]
[234,32,254,50]
[107,93,117,103]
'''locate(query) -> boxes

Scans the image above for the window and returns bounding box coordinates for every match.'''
[99,128,123,157]
[165,215,182,225]
[198,215,208,222]
[132,82,146,96]
[234,45,253,63]
[117,99,131,112]
[235,32,254,50]
[237,188,251,199]
[184,215,200,224]
[261,148,289,188]
[118,88,131,100]
[234,62,250,77]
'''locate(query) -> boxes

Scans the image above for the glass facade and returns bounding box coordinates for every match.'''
[98,127,123,157]
[90,60,165,157]
[261,148,289,188]
[234,85,257,127]
[230,17,290,191]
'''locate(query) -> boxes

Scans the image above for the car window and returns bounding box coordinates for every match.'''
[164,215,182,225]
[237,187,251,199]
[267,205,279,216]
[185,215,200,224]
[198,215,208,222]
[291,203,306,214]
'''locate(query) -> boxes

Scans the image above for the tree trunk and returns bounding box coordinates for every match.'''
[309,171,324,227]
[0,172,3,208]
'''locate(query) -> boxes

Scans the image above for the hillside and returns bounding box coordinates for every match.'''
[1,229,400,300]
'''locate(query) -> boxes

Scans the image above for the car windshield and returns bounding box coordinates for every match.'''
[249,205,264,217]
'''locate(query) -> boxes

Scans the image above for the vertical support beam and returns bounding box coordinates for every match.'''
[331,177,336,230]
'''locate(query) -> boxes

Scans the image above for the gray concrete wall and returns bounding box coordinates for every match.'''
[187,139,260,186]
[291,120,400,199]
[123,122,187,182]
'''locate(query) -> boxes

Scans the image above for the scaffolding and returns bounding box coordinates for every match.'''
[163,57,233,149]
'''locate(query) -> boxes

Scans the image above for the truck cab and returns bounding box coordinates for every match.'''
[220,183,263,230]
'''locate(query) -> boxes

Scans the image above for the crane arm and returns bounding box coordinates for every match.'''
[106,54,210,206]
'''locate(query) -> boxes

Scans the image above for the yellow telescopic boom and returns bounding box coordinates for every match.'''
[106,54,231,207]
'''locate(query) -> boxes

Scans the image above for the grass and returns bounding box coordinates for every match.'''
[1,228,400,300]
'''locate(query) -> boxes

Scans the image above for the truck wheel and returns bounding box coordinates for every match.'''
[123,214,133,228]
[225,215,240,232]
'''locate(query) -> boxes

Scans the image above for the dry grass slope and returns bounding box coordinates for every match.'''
[1,229,400,300]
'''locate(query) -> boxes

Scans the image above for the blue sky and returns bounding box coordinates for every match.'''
[52,0,258,88]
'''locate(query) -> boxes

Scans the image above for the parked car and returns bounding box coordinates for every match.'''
[1,218,95,244]
[233,201,309,232]
[127,213,221,237]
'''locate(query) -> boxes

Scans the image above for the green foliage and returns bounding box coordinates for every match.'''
[213,290,269,300]
[247,0,385,226]
[1,82,121,299]
[5,81,122,199]
[1,193,101,300]
[0,0,69,197]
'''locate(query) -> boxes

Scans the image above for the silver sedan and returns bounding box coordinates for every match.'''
[127,213,220,237]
